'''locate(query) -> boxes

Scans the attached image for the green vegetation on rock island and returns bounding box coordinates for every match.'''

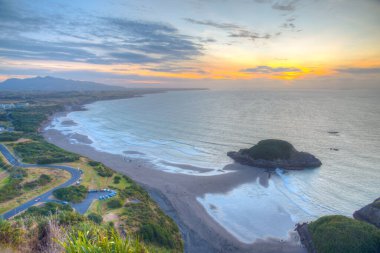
[308,215,380,253]
[245,139,295,160]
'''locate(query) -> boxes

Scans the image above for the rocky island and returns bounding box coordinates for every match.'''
[227,139,322,170]
[354,197,380,228]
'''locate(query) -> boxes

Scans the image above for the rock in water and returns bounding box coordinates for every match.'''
[227,139,322,170]
[353,197,380,228]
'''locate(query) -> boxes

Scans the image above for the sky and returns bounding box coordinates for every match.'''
[0,0,380,89]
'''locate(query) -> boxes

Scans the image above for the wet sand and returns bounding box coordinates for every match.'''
[43,127,306,253]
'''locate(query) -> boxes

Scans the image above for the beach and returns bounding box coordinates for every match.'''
[43,125,305,253]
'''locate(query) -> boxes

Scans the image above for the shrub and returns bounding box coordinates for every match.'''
[139,222,174,249]
[88,161,114,177]
[113,176,121,184]
[23,174,52,190]
[308,215,380,253]
[0,219,24,247]
[53,185,88,203]
[107,199,122,209]
[22,202,73,217]
[87,213,103,224]
[58,211,87,225]
[0,177,23,202]
[0,132,23,142]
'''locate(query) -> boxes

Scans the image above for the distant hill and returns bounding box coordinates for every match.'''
[0,76,126,92]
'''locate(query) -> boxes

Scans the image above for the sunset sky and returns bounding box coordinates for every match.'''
[1,0,380,88]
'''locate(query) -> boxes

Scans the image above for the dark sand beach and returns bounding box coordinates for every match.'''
[43,121,306,253]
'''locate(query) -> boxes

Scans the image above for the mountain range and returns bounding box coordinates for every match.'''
[0,76,126,92]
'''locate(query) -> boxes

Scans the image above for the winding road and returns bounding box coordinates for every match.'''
[0,144,82,219]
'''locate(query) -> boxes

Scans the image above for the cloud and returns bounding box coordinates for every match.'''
[272,0,299,11]
[145,66,206,74]
[185,18,241,30]
[109,52,159,64]
[0,38,101,63]
[229,30,271,40]
[0,2,202,65]
[185,18,274,41]
[241,66,301,73]
[252,0,299,12]
[336,67,380,74]
[0,0,47,33]
[281,22,296,29]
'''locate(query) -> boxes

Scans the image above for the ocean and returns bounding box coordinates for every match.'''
[48,89,380,243]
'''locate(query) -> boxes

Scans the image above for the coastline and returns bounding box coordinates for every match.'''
[42,98,306,253]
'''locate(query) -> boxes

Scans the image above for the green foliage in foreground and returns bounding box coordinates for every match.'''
[13,140,80,164]
[245,139,295,160]
[0,202,168,253]
[88,161,114,177]
[308,215,380,253]
[53,185,88,203]
[0,219,24,246]
[61,228,147,253]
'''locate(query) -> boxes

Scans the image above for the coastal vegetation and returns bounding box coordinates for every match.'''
[22,202,74,216]
[53,185,88,203]
[87,212,103,224]
[22,173,52,190]
[9,105,63,133]
[88,160,114,177]
[0,132,24,142]
[107,199,123,209]
[12,140,80,164]
[308,215,380,253]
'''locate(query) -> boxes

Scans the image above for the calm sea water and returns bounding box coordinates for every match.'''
[49,89,380,243]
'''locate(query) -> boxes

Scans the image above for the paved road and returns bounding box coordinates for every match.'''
[0,144,82,219]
